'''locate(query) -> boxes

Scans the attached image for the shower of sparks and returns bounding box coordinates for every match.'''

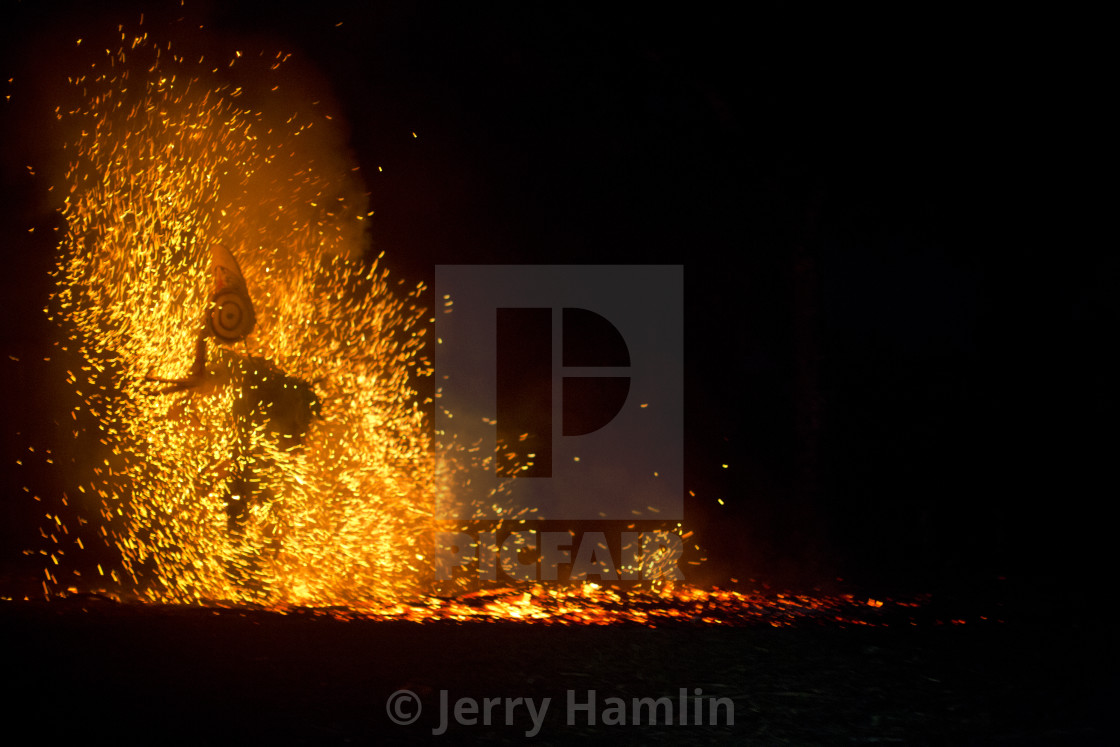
[25,24,931,630]
[47,29,434,606]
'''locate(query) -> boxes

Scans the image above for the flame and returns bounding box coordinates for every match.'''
[48,29,433,606]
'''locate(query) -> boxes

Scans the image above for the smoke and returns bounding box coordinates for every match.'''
[10,4,372,260]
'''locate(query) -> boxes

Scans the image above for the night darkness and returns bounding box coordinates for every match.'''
[1,1,1113,743]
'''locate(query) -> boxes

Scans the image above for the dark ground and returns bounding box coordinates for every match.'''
[2,597,1113,745]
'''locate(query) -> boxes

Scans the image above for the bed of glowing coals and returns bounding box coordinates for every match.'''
[18,582,962,628]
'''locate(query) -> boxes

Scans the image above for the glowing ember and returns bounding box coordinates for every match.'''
[47,29,433,606]
[46,584,943,628]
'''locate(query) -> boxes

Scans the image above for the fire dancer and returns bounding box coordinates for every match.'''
[145,244,321,530]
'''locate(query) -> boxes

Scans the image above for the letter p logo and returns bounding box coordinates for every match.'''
[435,266,683,521]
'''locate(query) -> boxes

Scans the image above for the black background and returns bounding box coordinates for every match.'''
[1,1,1111,607]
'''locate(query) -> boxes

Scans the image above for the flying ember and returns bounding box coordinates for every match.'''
[48,28,434,606]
